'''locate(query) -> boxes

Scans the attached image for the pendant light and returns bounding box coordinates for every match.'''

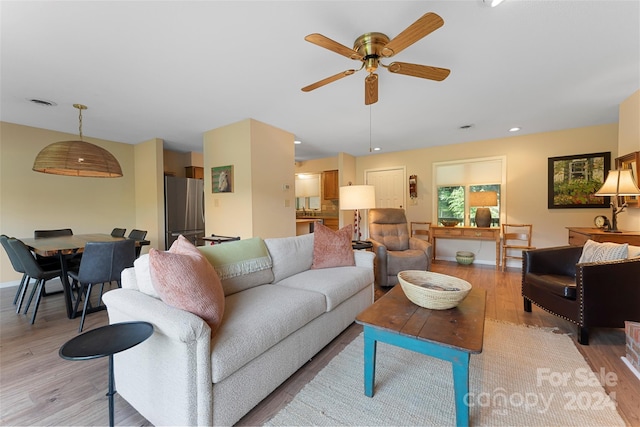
[33,104,123,177]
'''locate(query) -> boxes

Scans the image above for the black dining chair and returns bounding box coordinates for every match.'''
[128,229,148,258]
[69,239,135,332]
[1,234,61,313]
[7,238,65,324]
[33,228,80,295]
[111,228,126,238]
[33,228,73,238]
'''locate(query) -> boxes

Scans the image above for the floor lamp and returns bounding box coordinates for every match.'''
[339,185,376,242]
[594,169,640,233]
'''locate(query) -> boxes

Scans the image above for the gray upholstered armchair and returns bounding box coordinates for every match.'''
[367,208,432,287]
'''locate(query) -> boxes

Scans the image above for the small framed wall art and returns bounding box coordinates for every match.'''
[212,165,233,193]
[547,152,610,209]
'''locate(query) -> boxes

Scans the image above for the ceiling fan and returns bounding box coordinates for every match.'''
[301,12,450,105]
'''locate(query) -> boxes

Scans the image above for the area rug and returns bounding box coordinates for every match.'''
[265,320,624,426]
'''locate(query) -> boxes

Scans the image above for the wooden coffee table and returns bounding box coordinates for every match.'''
[356,284,486,427]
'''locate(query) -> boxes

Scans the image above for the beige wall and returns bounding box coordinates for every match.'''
[203,119,295,239]
[353,123,620,264]
[618,90,640,231]
[0,122,137,282]
[134,139,164,253]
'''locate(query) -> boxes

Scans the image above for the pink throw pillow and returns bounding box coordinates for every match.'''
[150,235,225,333]
[312,223,355,269]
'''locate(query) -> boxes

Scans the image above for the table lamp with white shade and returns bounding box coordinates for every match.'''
[339,185,376,241]
[594,169,640,233]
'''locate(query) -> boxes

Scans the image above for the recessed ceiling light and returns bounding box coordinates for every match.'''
[373,147,381,151]
[509,127,521,132]
[294,140,302,145]
[28,98,57,107]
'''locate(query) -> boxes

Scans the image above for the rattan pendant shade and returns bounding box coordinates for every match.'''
[33,140,123,177]
[32,103,123,178]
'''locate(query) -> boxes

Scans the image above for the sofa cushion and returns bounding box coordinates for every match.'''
[311,223,355,269]
[150,235,225,333]
[210,284,326,383]
[525,273,577,300]
[265,233,314,283]
[274,266,373,311]
[387,249,429,275]
[629,245,640,259]
[198,237,273,295]
[578,239,629,264]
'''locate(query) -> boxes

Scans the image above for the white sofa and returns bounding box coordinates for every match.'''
[103,233,375,426]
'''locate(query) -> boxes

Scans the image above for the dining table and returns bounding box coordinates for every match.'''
[20,233,150,319]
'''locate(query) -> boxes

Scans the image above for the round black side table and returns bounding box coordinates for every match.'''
[59,321,153,427]
[352,240,373,251]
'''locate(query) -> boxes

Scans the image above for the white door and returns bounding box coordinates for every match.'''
[366,167,406,208]
[363,167,406,238]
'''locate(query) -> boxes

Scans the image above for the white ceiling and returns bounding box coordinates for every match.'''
[1,1,639,162]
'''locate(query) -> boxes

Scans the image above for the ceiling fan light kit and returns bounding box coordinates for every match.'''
[302,12,451,105]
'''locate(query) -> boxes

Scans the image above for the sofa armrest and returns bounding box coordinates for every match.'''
[524,245,582,276]
[576,258,640,302]
[354,249,375,269]
[102,289,213,426]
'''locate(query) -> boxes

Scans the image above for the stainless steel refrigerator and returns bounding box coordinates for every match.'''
[165,176,205,248]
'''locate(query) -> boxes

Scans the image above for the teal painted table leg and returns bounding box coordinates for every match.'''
[361,326,472,427]
[452,353,470,427]
[363,335,377,397]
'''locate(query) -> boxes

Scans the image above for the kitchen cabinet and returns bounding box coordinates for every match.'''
[323,170,339,200]
[185,166,204,179]
[323,217,339,231]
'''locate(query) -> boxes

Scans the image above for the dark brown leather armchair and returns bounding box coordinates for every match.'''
[368,208,432,287]
[522,245,640,345]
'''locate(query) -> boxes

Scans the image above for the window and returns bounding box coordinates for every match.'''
[433,157,506,227]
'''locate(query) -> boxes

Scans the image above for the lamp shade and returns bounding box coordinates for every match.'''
[469,191,498,207]
[594,169,640,196]
[33,140,123,177]
[339,185,376,210]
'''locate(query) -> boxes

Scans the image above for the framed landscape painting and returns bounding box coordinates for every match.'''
[548,152,610,209]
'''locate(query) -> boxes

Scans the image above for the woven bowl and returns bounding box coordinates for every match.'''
[398,270,472,310]
[456,251,475,265]
[440,219,459,227]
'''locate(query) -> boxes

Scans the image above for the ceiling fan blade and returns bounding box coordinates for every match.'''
[387,62,450,81]
[381,12,444,58]
[304,33,364,61]
[365,73,378,105]
[301,69,357,92]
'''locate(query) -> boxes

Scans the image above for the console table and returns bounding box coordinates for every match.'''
[567,227,640,246]
[431,226,501,269]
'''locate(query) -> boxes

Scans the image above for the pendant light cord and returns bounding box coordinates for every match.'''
[369,104,372,153]
[78,107,83,141]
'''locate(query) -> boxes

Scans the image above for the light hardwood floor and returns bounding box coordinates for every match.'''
[1,261,638,426]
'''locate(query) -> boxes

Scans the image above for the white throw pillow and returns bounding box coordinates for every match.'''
[578,239,629,264]
[628,245,640,259]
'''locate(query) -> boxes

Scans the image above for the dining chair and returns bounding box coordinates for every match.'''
[33,228,80,295]
[128,229,148,258]
[501,223,535,272]
[69,239,135,332]
[7,238,65,324]
[1,234,61,313]
[1,234,30,310]
[34,228,73,238]
[111,228,126,238]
